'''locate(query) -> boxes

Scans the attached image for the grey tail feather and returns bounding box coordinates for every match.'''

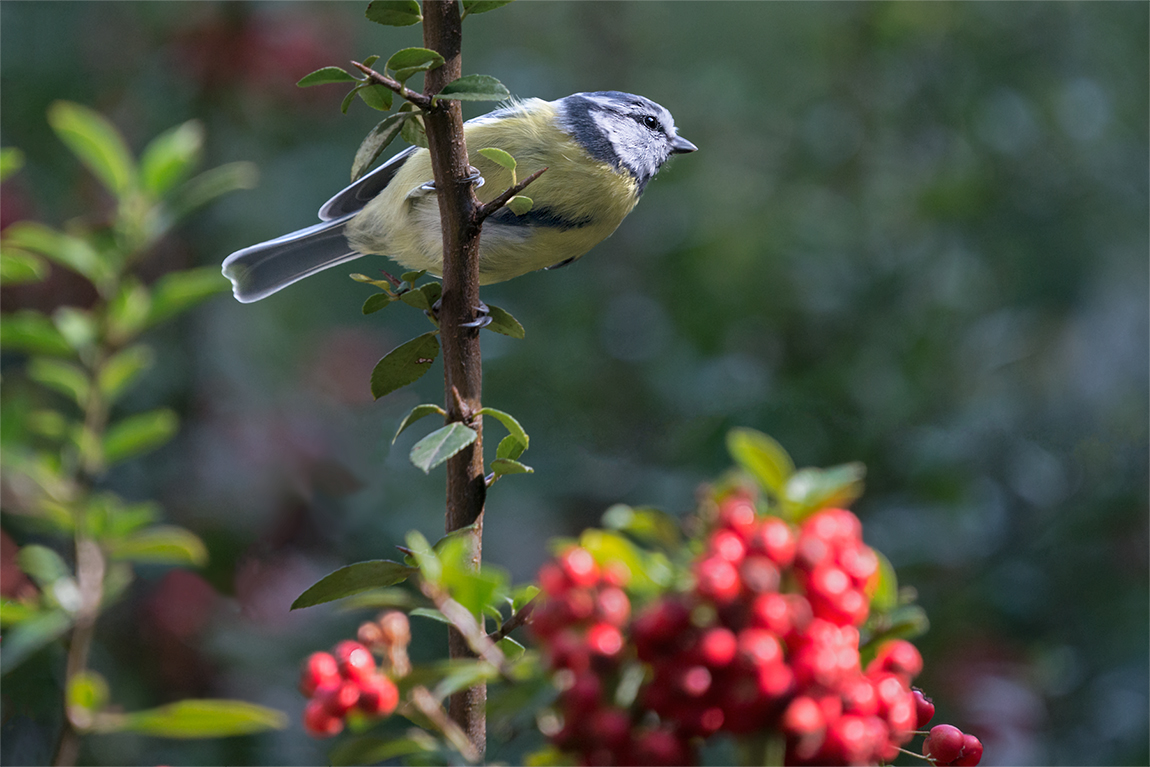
[221,214,362,303]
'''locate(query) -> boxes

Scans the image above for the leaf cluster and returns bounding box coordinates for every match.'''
[0,103,283,739]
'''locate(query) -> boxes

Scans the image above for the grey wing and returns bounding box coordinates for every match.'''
[317,144,420,220]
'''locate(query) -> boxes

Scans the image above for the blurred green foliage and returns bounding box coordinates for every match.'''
[1,2,1146,765]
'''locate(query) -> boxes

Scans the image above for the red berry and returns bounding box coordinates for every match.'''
[303,698,343,737]
[563,588,596,621]
[709,529,748,563]
[750,516,796,567]
[631,727,691,767]
[695,556,741,604]
[586,622,625,658]
[841,675,880,717]
[739,555,780,594]
[538,562,570,595]
[562,672,603,716]
[558,547,599,587]
[356,675,399,717]
[954,734,984,766]
[718,495,757,537]
[737,628,783,667]
[547,630,591,672]
[912,688,936,728]
[868,639,924,682]
[595,586,631,626]
[923,724,965,764]
[823,714,875,765]
[755,660,795,699]
[697,627,738,668]
[334,640,376,684]
[317,680,361,717]
[299,651,340,696]
[837,543,879,586]
[633,598,691,660]
[678,665,713,697]
[782,695,825,735]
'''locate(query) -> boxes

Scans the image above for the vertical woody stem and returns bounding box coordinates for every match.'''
[421,0,487,756]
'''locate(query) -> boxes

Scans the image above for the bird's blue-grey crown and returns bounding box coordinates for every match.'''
[556,91,696,193]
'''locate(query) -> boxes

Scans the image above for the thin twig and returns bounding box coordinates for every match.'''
[350,61,436,111]
[405,686,481,763]
[418,579,509,676]
[486,593,538,644]
[476,167,548,222]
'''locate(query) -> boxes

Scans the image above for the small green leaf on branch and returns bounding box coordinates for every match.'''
[496,434,525,461]
[107,525,208,567]
[491,458,533,477]
[357,84,394,111]
[352,113,408,181]
[462,0,516,18]
[506,195,533,215]
[476,407,529,449]
[783,462,866,522]
[365,0,422,26]
[291,560,416,610]
[1,147,25,181]
[362,292,394,314]
[385,47,445,83]
[727,427,795,498]
[370,332,440,400]
[297,67,357,87]
[433,74,511,103]
[103,699,288,738]
[47,101,136,199]
[103,408,179,466]
[393,403,447,443]
[409,422,478,474]
[478,147,517,175]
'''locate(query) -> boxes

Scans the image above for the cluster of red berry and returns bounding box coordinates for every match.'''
[299,612,410,738]
[530,495,982,766]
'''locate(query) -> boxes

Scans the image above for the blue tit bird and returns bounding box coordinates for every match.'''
[221,91,696,302]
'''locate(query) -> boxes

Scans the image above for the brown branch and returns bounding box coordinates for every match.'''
[486,593,538,644]
[350,60,436,112]
[420,0,487,755]
[476,167,549,222]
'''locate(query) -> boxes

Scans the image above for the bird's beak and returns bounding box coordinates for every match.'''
[670,135,698,154]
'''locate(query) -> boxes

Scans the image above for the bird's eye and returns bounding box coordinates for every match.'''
[641,115,661,131]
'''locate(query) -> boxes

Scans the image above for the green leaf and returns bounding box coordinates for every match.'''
[868,548,899,614]
[146,266,229,326]
[140,120,204,197]
[1,600,41,628]
[405,530,440,582]
[103,408,179,466]
[0,248,48,284]
[370,332,440,400]
[432,659,500,699]
[291,560,415,610]
[506,195,533,215]
[433,74,511,103]
[783,462,866,522]
[107,699,288,738]
[330,735,437,767]
[409,422,478,474]
[401,269,427,283]
[67,670,110,714]
[1,146,25,181]
[28,358,90,407]
[0,310,73,356]
[386,47,445,83]
[726,428,795,497]
[352,113,410,182]
[478,147,517,172]
[477,407,528,449]
[296,66,357,87]
[105,277,152,342]
[167,161,258,221]
[53,306,97,351]
[18,544,70,588]
[393,403,447,443]
[47,101,136,198]
[409,606,452,625]
[490,458,532,476]
[2,222,108,284]
[400,112,428,148]
[601,504,682,550]
[362,292,395,314]
[357,83,393,111]
[495,433,525,461]
[462,0,515,16]
[107,525,208,566]
[0,609,72,674]
[497,635,526,660]
[98,345,154,403]
[365,0,422,26]
[419,281,442,307]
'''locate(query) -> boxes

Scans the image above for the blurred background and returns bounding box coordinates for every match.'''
[1,2,1146,765]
